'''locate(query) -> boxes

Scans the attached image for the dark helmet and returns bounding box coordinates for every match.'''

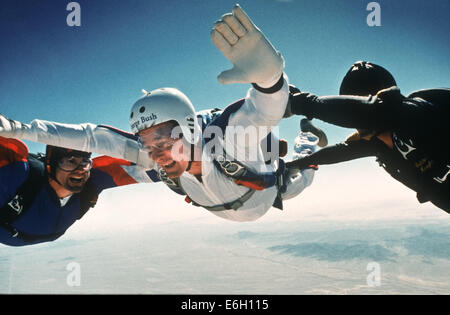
[339,61,397,96]
[45,145,92,179]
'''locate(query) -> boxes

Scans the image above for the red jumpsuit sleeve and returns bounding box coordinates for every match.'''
[0,136,29,168]
[91,155,139,187]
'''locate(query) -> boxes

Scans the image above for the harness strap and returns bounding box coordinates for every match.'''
[78,178,99,220]
[186,188,256,212]
[158,167,257,211]
[0,154,46,238]
[1,222,64,243]
[213,155,278,191]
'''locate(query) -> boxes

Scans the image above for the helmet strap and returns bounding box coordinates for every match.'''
[185,143,195,172]
[185,160,193,172]
[49,170,64,187]
[47,162,66,187]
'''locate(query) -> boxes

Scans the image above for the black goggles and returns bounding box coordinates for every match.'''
[57,156,93,172]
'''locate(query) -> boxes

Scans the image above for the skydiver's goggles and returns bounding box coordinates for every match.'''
[57,156,93,172]
[136,120,185,154]
[137,136,180,154]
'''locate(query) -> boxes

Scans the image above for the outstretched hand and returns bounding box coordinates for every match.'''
[211,4,284,88]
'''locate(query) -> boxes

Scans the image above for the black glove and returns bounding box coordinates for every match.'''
[283,84,302,118]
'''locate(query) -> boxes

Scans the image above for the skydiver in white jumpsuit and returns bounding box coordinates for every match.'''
[0,5,326,222]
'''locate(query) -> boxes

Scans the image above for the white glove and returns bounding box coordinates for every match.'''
[211,4,285,88]
[293,132,318,159]
[0,114,29,139]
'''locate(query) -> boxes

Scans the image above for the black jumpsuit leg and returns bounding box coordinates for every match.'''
[290,93,394,131]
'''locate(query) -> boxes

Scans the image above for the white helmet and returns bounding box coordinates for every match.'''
[129,88,200,144]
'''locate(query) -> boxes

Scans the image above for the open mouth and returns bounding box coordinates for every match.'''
[163,161,177,169]
[69,177,84,184]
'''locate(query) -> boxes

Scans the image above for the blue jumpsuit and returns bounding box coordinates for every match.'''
[0,136,159,246]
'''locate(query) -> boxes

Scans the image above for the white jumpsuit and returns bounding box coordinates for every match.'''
[17,77,317,222]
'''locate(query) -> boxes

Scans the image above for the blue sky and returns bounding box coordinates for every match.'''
[0,0,449,221]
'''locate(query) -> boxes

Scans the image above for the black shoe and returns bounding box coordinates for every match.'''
[300,119,328,147]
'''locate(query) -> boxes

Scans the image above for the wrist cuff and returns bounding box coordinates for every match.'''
[252,75,284,94]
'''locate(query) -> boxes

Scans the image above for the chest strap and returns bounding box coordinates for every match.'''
[158,162,285,212]
[212,155,278,191]
[158,168,258,211]
[185,188,256,211]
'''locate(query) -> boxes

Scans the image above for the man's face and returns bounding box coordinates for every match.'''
[54,156,91,193]
[138,121,189,178]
